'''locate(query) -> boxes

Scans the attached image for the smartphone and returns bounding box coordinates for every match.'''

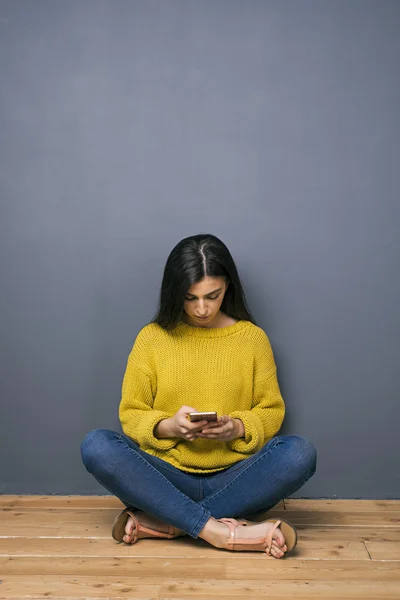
[189,411,218,422]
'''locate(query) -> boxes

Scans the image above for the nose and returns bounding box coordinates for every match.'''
[195,300,208,317]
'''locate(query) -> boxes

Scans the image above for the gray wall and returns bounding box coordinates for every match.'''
[1,0,399,498]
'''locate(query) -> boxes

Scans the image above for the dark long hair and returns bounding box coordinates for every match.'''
[149,233,258,330]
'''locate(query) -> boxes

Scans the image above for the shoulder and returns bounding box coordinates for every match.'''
[243,322,271,343]
[242,322,275,357]
[131,322,171,350]
[242,324,277,378]
[137,321,170,340]
[126,323,167,373]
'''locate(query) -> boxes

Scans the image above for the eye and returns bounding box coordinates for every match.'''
[184,295,220,301]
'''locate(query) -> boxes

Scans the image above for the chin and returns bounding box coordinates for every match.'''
[191,316,213,324]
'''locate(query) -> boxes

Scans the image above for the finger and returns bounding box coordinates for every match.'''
[217,415,229,424]
[180,406,199,416]
[186,420,208,432]
[202,426,225,435]
[203,420,221,429]
[213,416,235,429]
[179,418,205,430]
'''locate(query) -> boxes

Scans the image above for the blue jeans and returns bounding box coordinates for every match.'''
[80,429,317,538]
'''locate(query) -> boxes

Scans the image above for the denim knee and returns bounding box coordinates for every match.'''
[287,435,317,478]
[80,428,118,473]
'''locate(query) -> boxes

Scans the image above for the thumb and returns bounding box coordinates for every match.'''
[218,415,229,423]
[180,406,198,415]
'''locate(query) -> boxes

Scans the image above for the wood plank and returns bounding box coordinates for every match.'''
[2,495,397,512]
[0,508,285,537]
[1,575,399,599]
[295,526,400,542]
[1,557,399,579]
[0,508,123,536]
[159,579,400,599]
[2,524,399,543]
[1,508,398,539]
[285,499,400,512]
[3,511,400,544]
[0,576,158,599]
[2,511,400,543]
[2,517,400,545]
[0,536,370,560]
[159,579,400,600]
[0,495,284,511]
[251,510,400,527]
[0,495,126,509]
[365,541,400,561]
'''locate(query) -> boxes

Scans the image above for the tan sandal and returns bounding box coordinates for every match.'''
[112,508,186,544]
[217,517,297,556]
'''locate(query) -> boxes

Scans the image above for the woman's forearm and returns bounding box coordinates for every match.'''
[235,418,245,438]
[154,418,174,439]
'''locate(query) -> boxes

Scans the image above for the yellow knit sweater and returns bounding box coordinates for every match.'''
[119,319,285,474]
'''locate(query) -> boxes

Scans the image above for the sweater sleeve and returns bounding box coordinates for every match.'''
[228,330,285,454]
[118,329,179,451]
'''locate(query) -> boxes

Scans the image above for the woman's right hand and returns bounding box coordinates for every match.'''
[155,406,210,441]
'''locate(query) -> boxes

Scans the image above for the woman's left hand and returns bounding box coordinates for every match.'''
[195,415,245,442]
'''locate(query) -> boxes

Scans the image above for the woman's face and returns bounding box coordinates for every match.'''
[183,276,228,326]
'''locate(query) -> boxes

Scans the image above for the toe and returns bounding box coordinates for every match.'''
[272,540,285,557]
[275,539,287,551]
[273,526,286,548]
[125,517,133,535]
[270,545,282,558]
[122,516,134,543]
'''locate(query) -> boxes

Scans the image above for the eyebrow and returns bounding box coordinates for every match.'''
[185,287,222,297]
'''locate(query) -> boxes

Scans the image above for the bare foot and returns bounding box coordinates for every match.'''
[122,510,185,543]
[123,514,135,543]
[235,520,288,557]
[199,518,288,558]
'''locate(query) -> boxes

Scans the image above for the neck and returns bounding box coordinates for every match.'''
[182,311,225,329]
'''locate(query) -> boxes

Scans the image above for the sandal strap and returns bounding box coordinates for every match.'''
[217,518,241,549]
[125,509,176,542]
[218,517,265,549]
[137,522,176,539]
[218,517,283,552]
[265,519,282,551]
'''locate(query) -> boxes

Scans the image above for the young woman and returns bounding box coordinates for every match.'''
[81,233,317,558]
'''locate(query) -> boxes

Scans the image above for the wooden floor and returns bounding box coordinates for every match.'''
[0,496,399,599]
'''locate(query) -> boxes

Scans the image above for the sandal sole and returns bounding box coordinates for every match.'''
[112,508,136,543]
[266,517,298,553]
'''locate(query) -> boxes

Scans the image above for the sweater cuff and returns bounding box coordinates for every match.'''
[228,410,265,454]
[136,411,179,451]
